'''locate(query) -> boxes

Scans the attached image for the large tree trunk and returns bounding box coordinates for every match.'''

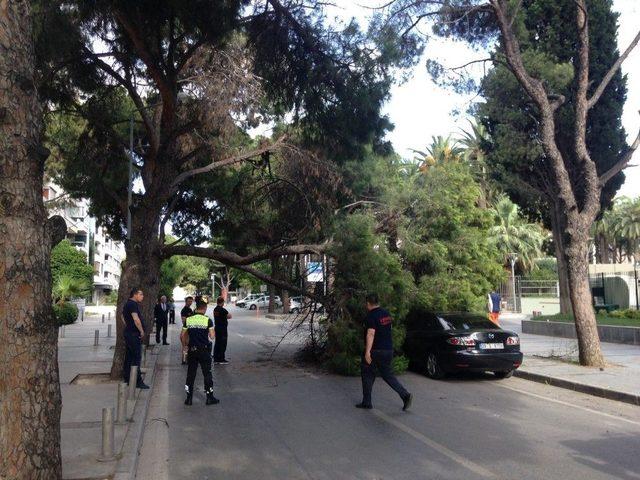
[109,211,162,379]
[564,230,604,367]
[550,207,572,314]
[0,1,63,477]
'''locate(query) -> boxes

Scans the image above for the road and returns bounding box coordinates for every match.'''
[137,306,640,480]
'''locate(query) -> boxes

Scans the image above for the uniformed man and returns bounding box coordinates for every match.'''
[180,298,219,405]
[122,287,149,389]
[180,296,195,365]
[356,293,412,411]
[213,296,232,364]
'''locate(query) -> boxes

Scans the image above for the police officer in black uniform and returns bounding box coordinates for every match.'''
[213,296,232,364]
[180,298,219,405]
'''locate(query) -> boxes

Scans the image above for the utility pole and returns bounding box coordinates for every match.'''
[211,273,216,301]
[508,253,518,313]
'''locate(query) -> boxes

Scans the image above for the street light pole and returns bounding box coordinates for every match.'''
[634,261,639,311]
[127,114,133,241]
[508,253,518,313]
[211,273,215,301]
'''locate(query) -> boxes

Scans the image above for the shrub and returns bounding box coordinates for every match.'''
[54,302,79,326]
[609,309,640,320]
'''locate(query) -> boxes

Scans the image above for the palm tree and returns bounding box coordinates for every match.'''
[413,135,465,172]
[459,120,494,206]
[53,274,90,304]
[488,195,546,273]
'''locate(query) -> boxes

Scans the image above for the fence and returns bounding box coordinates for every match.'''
[499,269,640,314]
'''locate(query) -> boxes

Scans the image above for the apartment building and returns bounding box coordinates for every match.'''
[44,181,126,304]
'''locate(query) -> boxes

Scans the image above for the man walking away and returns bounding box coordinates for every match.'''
[213,296,232,364]
[180,296,195,364]
[356,293,412,411]
[487,291,501,326]
[122,288,149,389]
[180,298,219,405]
[154,294,170,345]
[168,297,176,324]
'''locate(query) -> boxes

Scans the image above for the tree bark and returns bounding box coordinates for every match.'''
[564,229,604,366]
[550,207,572,314]
[0,1,63,477]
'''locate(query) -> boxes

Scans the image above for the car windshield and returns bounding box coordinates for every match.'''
[436,314,498,331]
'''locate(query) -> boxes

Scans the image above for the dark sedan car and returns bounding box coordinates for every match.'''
[404,311,523,379]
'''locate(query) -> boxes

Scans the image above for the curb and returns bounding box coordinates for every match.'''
[113,346,160,480]
[514,369,640,406]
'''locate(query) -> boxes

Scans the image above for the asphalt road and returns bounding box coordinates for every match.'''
[137,305,640,480]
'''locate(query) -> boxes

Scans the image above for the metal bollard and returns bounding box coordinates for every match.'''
[97,407,116,461]
[81,308,84,322]
[107,324,112,338]
[108,311,111,322]
[116,382,127,424]
[142,347,147,367]
[94,329,99,346]
[128,366,138,400]
[102,314,105,323]
[60,325,65,338]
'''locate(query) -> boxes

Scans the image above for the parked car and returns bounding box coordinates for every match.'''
[236,294,262,308]
[290,296,325,314]
[288,298,302,314]
[404,311,523,379]
[247,295,282,310]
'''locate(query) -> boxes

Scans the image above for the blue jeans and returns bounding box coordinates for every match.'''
[361,350,409,406]
[123,331,143,385]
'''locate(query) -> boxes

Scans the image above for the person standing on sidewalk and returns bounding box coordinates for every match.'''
[168,297,176,324]
[154,294,170,345]
[122,287,149,389]
[181,298,219,405]
[356,293,411,411]
[180,296,195,365]
[213,296,232,364]
[487,291,501,326]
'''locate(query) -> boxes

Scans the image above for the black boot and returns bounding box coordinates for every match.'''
[184,393,193,405]
[206,392,219,405]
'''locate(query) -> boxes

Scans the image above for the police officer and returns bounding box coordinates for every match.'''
[180,296,195,365]
[180,298,219,405]
[213,296,232,364]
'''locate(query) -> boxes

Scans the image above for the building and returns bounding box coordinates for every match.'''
[43,180,126,304]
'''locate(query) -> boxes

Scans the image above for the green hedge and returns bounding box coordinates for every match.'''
[54,302,79,326]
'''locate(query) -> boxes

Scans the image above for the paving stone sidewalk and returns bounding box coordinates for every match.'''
[58,309,158,480]
[501,313,640,405]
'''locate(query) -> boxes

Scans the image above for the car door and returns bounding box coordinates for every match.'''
[405,313,442,367]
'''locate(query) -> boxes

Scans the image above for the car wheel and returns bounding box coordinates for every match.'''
[249,304,257,310]
[425,352,446,379]
[493,370,514,379]
[291,308,299,314]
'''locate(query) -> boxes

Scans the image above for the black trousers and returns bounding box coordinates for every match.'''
[185,345,214,395]
[123,331,143,385]
[155,318,168,343]
[361,350,409,406]
[213,330,228,362]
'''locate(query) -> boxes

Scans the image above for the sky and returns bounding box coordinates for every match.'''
[327,0,640,198]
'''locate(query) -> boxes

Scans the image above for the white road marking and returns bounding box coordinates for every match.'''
[250,341,259,346]
[372,410,497,478]
[236,333,245,338]
[496,383,640,428]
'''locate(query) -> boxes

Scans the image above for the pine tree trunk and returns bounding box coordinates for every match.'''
[550,208,572,314]
[0,1,63,477]
[564,229,605,367]
[109,213,162,379]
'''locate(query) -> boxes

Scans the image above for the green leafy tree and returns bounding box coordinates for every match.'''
[488,195,546,273]
[37,0,415,377]
[381,0,639,366]
[50,240,94,294]
[52,275,90,304]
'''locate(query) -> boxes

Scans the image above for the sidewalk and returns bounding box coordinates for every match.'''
[501,313,640,405]
[58,308,158,480]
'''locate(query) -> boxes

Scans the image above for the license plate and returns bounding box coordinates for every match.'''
[479,343,503,350]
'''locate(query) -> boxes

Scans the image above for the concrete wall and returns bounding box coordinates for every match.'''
[522,320,640,346]
[520,297,561,316]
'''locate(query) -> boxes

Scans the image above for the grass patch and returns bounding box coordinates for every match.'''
[533,313,640,327]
